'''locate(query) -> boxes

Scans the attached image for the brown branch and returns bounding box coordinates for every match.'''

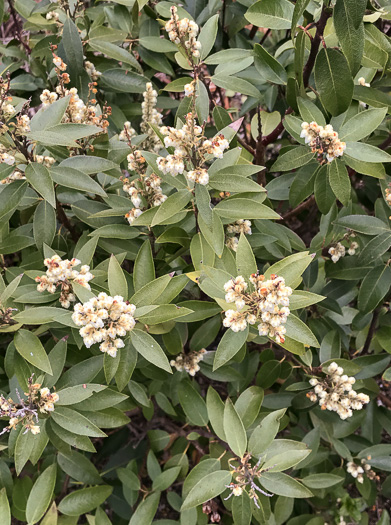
[56,199,80,243]
[255,106,266,186]
[379,133,391,151]
[237,135,255,156]
[282,195,315,221]
[362,308,380,354]
[262,107,294,146]
[302,6,331,88]
[8,0,31,54]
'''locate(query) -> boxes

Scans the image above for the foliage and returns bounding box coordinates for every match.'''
[0,0,391,524]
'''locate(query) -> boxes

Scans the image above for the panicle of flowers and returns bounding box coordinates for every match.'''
[170,349,206,376]
[223,273,292,344]
[72,292,136,358]
[202,500,221,523]
[225,454,274,509]
[0,377,59,436]
[329,232,358,263]
[358,77,370,87]
[35,255,93,308]
[0,144,15,166]
[346,457,378,484]
[184,80,196,97]
[328,242,346,263]
[85,61,102,82]
[165,6,201,59]
[307,362,370,420]
[140,82,163,152]
[35,154,55,167]
[0,301,17,326]
[300,122,346,163]
[46,11,60,21]
[119,121,136,142]
[157,112,229,184]
[225,220,252,251]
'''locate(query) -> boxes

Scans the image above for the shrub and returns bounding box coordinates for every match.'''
[0,0,391,524]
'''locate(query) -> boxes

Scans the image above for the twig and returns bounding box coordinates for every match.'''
[8,0,31,54]
[255,105,266,186]
[237,135,255,156]
[362,308,380,354]
[282,195,315,221]
[379,133,391,151]
[56,199,80,243]
[302,6,331,87]
[261,107,293,146]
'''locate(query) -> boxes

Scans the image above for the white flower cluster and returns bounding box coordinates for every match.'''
[157,112,229,181]
[223,274,292,344]
[358,77,370,87]
[307,362,370,420]
[52,53,67,71]
[187,167,209,185]
[35,255,93,308]
[46,11,60,21]
[72,293,136,357]
[39,387,60,413]
[0,169,25,185]
[170,349,206,376]
[17,114,30,133]
[347,458,377,484]
[328,241,358,263]
[125,207,143,225]
[85,61,102,81]
[165,6,202,58]
[0,144,15,166]
[140,82,163,152]
[35,154,55,167]
[300,122,346,163]
[184,80,195,97]
[123,173,167,219]
[225,220,252,251]
[40,89,58,108]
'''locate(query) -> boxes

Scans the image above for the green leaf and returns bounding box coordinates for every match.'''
[28,124,102,147]
[0,180,28,220]
[58,451,102,485]
[254,44,287,85]
[25,163,55,208]
[328,159,351,206]
[59,156,117,174]
[51,407,106,437]
[248,409,286,456]
[297,97,326,126]
[358,232,391,264]
[211,75,261,99]
[259,472,313,498]
[152,467,181,492]
[178,381,208,426]
[56,384,106,405]
[181,470,232,510]
[345,142,391,163]
[214,198,280,220]
[265,252,313,286]
[89,40,142,71]
[128,492,160,525]
[130,329,171,373]
[151,190,192,226]
[0,488,10,525]
[224,398,247,457]
[271,146,314,172]
[314,48,354,116]
[214,326,249,370]
[30,96,70,132]
[235,386,264,428]
[291,0,311,32]
[301,473,344,489]
[334,215,389,235]
[333,0,366,75]
[139,36,178,52]
[339,108,387,142]
[236,233,257,279]
[58,486,113,516]
[33,200,56,252]
[232,493,252,525]
[50,167,107,196]
[199,14,219,60]
[358,265,391,313]
[285,314,319,347]
[245,0,295,30]
[62,17,88,98]
[15,428,36,475]
[206,387,226,441]
[14,330,52,374]
[134,240,155,292]
[101,69,150,93]
[108,254,128,298]
[26,464,57,524]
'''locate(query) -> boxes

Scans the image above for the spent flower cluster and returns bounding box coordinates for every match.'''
[300,122,346,163]
[223,274,292,344]
[35,255,93,308]
[225,454,274,509]
[225,220,252,251]
[170,348,206,376]
[72,293,136,358]
[0,378,59,436]
[307,362,370,420]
